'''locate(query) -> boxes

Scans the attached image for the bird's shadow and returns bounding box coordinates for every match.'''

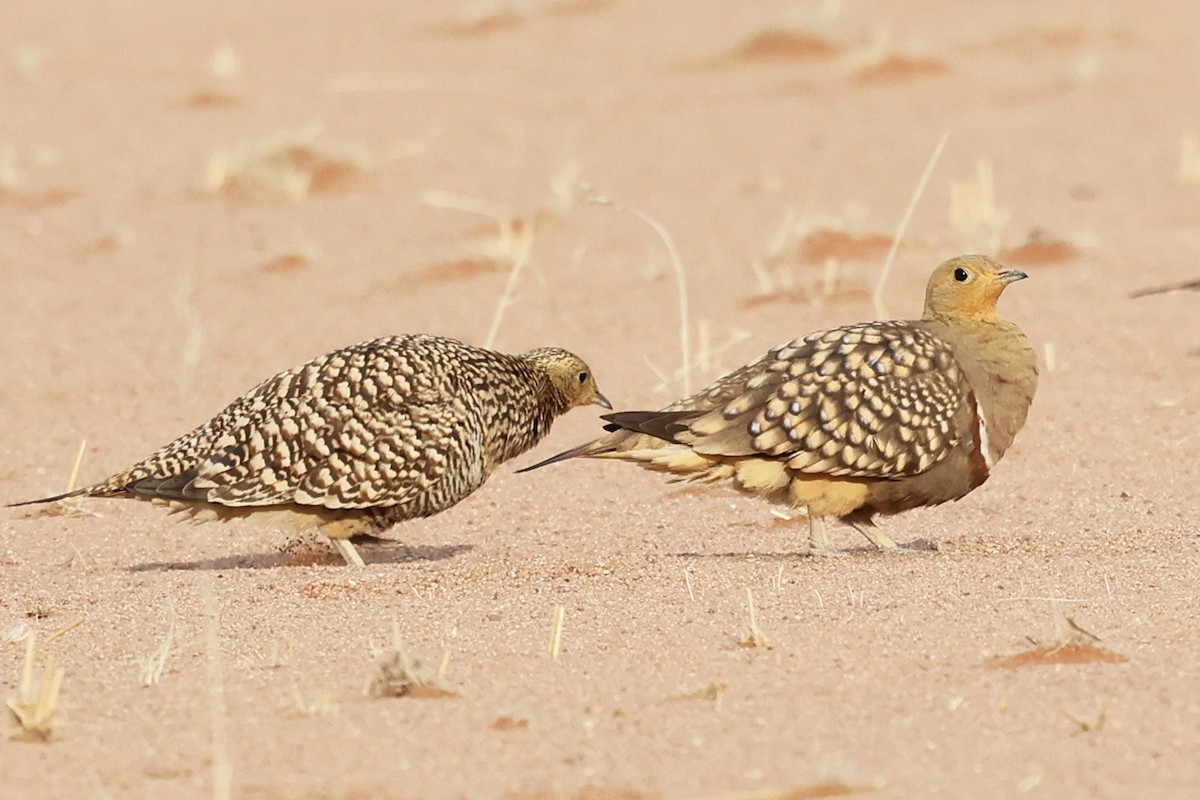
[127,538,474,572]
[669,538,939,560]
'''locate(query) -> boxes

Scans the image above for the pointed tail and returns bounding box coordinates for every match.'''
[515,440,602,473]
[516,409,701,473]
[6,488,93,508]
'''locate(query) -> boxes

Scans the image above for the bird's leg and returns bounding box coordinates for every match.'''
[843,513,904,552]
[805,514,845,557]
[319,519,367,567]
[331,538,366,568]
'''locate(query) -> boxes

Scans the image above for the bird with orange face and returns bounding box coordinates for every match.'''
[522,255,1038,555]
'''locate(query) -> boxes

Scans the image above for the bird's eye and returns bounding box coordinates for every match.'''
[954,267,970,282]
[577,371,589,384]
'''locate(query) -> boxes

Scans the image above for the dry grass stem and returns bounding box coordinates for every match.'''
[646,326,750,395]
[367,614,453,698]
[1043,342,1057,373]
[726,28,841,64]
[208,136,371,204]
[1042,614,1101,651]
[27,440,99,519]
[548,604,566,661]
[367,648,423,697]
[140,609,176,687]
[67,438,87,491]
[201,574,232,800]
[260,638,295,670]
[291,686,339,717]
[949,158,1012,256]
[1063,704,1107,734]
[990,613,1127,669]
[741,587,771,648]
[14,45,43,82]
[1129,277,1200,298]
[683,568,696,602]
[5,622,30,643]
[821,257,841,295]
[421,189,511,220]
[209,42,240,81]
[483,221,534,349]
[174,270,204,392]
[874,131,949,318]
[449,1,525,35]
[1179,135,1200,183]
[45,616,85,644]
[669,682,727,703]
[584,184,692,394]
[6,631,65,741]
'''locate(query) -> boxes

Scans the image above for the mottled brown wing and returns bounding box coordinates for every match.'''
[673,322,972,478]
[115,337,488,512]
[189,400,480,513]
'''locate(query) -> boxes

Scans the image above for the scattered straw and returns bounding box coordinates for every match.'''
[207,138,371,204]
[26,440,98,519]
[726,28,841,64]
[1129,277,1200,298]
[873,131,949,318]
[66,439,87,492]
[201,574,232,800]
[367,614,454,698]
[6,631,64,741]
[45,617,85,644]
[741,588,771,649]
[438,1,525,35]
[1180,135,1200,183]
[483,221,534,349]
[584,184,692,394]
[668,682,727,703]
[209,42,240,81]
[547,604,566,662]
[173,270,204,393]
[140,609,176,687]
[989,614,1127,669]
[290,686,339,717]
[1063,704,1107,735]
[1043,342,1057,373]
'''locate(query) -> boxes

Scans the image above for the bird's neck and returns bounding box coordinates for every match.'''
[487,377,566,471]
[921,313,1039,459]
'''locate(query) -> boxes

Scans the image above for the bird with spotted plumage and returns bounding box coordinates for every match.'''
[11,334,610,566]
[520,255,1038,555]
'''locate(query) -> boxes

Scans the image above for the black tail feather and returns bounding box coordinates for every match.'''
[518,408,702,474]
[599,409,699,444]
[6,488,91,508]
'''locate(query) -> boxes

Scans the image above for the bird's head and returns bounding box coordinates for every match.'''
[522,347,612,411]
[923,255,1027,321]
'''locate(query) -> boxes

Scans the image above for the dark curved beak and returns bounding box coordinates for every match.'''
[594,392,613,410]
[999,269,1028,283]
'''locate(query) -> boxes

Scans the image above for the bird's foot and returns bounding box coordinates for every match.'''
[870,543,921,555]
[805,545,848,558]
[845,516,914,554]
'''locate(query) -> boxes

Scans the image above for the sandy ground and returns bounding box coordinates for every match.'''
[2,1,1199,798]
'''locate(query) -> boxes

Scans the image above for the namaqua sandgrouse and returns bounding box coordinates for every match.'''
[12,334,610,566]
[521,256,1037,554]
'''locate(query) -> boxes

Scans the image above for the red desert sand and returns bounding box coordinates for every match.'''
[2,2,1199,798]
